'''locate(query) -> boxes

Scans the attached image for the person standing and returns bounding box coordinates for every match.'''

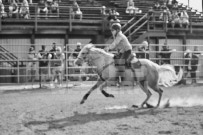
[184,49,199,84]
[52,46,65,87]
[158,43,176,65]
[48,42,57,86]
[38,45,49,88]
[27,46,38,88]
[136,41,149,59]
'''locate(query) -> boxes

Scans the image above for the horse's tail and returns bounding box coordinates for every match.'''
[158,65,183,87]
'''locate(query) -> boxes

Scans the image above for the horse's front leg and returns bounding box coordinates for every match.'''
[80,79,104,104]
[100,81,115,98]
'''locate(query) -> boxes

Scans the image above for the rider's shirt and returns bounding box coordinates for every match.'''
[108,31,132,53]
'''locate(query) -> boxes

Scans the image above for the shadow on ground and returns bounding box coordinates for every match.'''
[25,108,166,131]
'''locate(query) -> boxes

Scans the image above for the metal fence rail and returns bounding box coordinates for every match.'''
[0,43,203,85]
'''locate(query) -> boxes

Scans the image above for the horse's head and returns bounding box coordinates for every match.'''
[74,43,94,65]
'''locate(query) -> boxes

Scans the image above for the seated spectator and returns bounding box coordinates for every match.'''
[0,0,7,18]
[153,1,161,20]
[159,2,171,23]
[37,0,48,18]
[38,45,49,87]
[101,6,106,15]
[109,8,120,24]
[147,7,154,21]
[171,1,179,12]
[153,1,161,11]
[8,0,19,18]
[166,0,173,9]
[19,0,30,19]
[158,43,176,65]
[27,46,38,88]
[46,0,53,11]
[180,10,189,28]
[71,0,82,20]
[171,10,182,28]
[184,49,199,84]
[72,42,82,59]
[49,0,59,17]
[126,0,136,16]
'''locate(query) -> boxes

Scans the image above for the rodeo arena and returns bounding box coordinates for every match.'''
[1,0,203,134]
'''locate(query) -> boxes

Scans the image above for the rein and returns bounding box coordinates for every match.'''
[88,50,114,81]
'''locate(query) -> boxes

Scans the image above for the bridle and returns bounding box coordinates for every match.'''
[77,47,114,81]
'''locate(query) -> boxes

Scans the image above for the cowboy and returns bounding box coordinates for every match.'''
[105,23,133,82]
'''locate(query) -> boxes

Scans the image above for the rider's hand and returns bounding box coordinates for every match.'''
[104,47,109,52]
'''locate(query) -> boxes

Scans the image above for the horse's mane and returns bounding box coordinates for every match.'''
[91,47,114,58]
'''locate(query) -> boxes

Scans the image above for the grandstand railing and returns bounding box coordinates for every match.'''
[0,5,104,32]
[0,44,203,85]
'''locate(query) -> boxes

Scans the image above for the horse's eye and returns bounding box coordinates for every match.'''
[82,53,85,55]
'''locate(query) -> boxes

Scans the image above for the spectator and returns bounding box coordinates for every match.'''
[71,0,82,20]
[0,0,7,18]
[48,42,57,85]
[109,8,120,24]
[49,0,59,17]
[166,0,173,9]
[153,1,161,11]
[101,5,106,15]
[180,10,189,28]
[147,7,154,21]
[126,0,136,16]
[38,45,49,87]
[87,0,95,6]
[158,43,176,65]
[184,49,199,84]
[52,46,65,87]
[19,0,30,19]
[136,41,149,59]
[37,0,48,18]
[8,0,19,18]
[27,46,38,88]
[159,2,171,23]
[171,10,182,28]
[171,1,179,12]
[46,0,53,12]
[72,42,82,59]
[153,1,161,21]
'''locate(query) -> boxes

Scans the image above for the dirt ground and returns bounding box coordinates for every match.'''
[0,82,203,135]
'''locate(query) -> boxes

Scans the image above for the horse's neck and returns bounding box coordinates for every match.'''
[90,51,113,70]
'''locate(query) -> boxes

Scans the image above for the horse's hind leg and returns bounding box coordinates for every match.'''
[150,85,163,107]
[80,79,104,104]
[100,81,114,98]
[138,80,152,108]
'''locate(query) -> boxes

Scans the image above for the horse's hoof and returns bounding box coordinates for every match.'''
[146,103,154,108]
[132,105,139,108]
[80,100,85,104]
[109,94,115,98]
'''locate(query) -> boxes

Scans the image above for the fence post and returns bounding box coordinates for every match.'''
[17,59,19,84]
[69,7,72,32]
[0,11,1,31]
[35,5,38,32]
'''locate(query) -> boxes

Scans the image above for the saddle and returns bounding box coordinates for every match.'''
[114,53,141,69]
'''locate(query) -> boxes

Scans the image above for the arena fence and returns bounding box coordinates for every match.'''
[0,43,203,86]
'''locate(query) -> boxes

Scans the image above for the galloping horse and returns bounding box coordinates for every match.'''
[74,44,183,108]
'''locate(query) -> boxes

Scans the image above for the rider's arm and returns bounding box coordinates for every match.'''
[108,35,122,50]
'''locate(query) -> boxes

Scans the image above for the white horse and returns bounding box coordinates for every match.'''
[75,44,183,108]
